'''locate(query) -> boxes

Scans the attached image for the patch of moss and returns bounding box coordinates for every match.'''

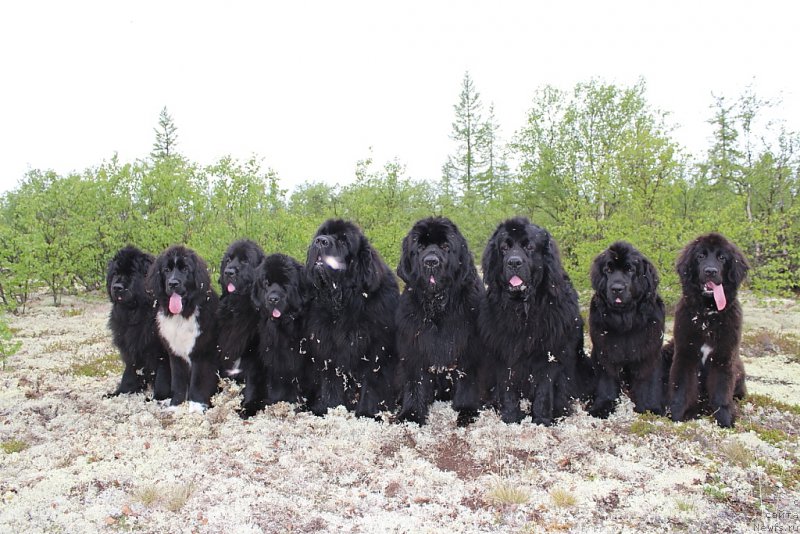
[756,459,800,489]
[630,419,657,437]
[2,439,28,454]
[739,421,790,445]
[71,353,123,377]
[741,329,800,362]
[742,394,800,417]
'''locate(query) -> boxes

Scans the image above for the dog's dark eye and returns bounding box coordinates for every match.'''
[626,264,634,273]
[180,265,188,272]
[604,265,613,274]
[441,243,450,252]
[718,254,726,262]
[525,243,535,251]
[241,258,249,264]
[697,252,706,259]
[500,243,509,254]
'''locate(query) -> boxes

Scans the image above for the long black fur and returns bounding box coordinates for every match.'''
[249,253,309,415]
[394,217,486,426]
[479,217,586,425]
[146,245,220,410]
[217,239,266,413]
[667,232,749,427]
[106,246,170,399]
[304,219,399,418]
[588,241,666,418]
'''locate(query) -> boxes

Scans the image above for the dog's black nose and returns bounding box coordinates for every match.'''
[167,279,180,289]
[507,255,523,269]
[315,236,331,248]
[224,267,236,277]
[268,294,280,304]
[424,255,440,269]
[704,267,719,278]
[111,283,125,292]
[610,283,625,295]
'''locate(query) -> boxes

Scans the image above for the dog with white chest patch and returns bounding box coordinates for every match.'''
[665,233,749,427]
[147,245,220,412]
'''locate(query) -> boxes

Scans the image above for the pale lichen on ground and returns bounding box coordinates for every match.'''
[0,292,798,533]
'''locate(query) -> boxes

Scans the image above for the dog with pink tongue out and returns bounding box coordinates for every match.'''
[146,245,220,414]
[666,232,750,428]
[248,253,310,415]
[217,239,266,416]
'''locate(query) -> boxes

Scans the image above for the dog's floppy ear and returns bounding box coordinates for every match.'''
[145,255,163,299]
[454,230,478,286]
[396,231,416,285]
[640,257,660,298]
[250,258,265,311]
[725,240,750,287]
[481,225,503,286]
[218,252,228,290]
[355,234,385,293]
[138,253,154,277]
[541,228,566,298]
[589,249,608,292]
[192,252,213,294]
[675,238,698,284]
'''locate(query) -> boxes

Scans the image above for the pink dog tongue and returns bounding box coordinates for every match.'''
[227,283,236,293]
[272,308,282,318]
[509,275,523,287]
[168,293,183,314]
[710,282,727,310]
[429,275,436,285]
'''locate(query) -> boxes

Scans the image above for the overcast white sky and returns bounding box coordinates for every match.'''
[0,1,797,194]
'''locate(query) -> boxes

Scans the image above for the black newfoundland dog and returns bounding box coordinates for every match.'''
[667,232,749,427]
[217,239,265,382]
[480,217,586,425]
[147,245,220,412]
[394,217,486,426]
[249,253,309,415]
[304,219,399,418]
[588,241,666,418]
[105,246,170,399]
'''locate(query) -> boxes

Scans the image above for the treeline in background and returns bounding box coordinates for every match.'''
[1,76,798,315]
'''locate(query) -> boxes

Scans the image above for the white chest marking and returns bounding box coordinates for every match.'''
[700,343,712,366]
[157,309,201,365]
